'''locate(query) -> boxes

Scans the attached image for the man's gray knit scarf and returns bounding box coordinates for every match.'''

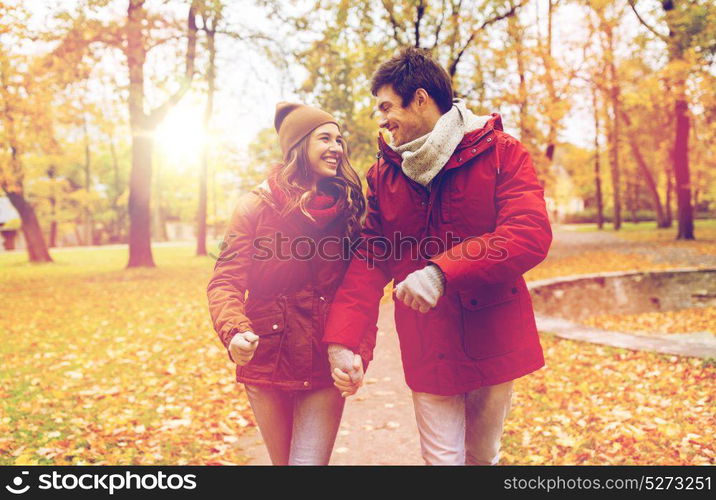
[392,99,491,188]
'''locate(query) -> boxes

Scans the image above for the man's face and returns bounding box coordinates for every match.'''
[375,85,430,147]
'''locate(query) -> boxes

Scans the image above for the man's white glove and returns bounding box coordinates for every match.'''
[394,264,446,313]
[327,344,364,397]
[229,331,259,366]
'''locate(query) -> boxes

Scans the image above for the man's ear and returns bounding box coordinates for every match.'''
[414,88,429,108]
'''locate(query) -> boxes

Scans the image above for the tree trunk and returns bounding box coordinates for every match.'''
[212,156,218,240]
[49,205,57,247]
[604,22,621,230]
[127,133,155,267]
[620,110,667,227]
[673,96,694,239]
[5,190,52,262]
[665,162,673,226]
[608,114,621,230]
[83,112,93,246]
[126,0,154,267]
[152,154,168,243]
[125,0,197,267]
[109,136,124,243]
[592,87,604,230]
[48,165,58,247]
[629,178,638,223]
[196,24,216,257]
[542,0,557,177]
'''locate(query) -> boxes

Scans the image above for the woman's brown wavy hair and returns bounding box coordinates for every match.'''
[269,132,366,240]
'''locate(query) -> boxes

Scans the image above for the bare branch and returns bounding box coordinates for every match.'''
[381,0,407,46]
[147,0,199,126]
[627,0,669,42]
[431,0,446,49]
[448,0,524,77]
[215,29,273,43]
[415,0,426,47]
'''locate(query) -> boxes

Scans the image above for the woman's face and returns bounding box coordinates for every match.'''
[306,123,344,182]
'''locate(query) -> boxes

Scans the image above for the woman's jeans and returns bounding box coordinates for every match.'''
[244,384,345,465]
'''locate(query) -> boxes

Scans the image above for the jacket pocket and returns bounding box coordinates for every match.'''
[250,312,286,336]
[459,282,522,360]
[243,311,286,376]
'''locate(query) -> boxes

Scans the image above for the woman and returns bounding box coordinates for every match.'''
[207,102,373,465]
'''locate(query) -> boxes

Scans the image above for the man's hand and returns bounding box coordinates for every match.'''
[394,264,445,313]
[229,331,259,366]
[332,355,364,397]
[328,344,364,397]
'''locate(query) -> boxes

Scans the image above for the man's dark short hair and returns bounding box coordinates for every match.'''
[370,47,454,114]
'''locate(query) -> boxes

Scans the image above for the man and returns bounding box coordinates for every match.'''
[324,47,552,465]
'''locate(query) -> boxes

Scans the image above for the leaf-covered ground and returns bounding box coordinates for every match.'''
[1,247,249,465]
[503,336,714,464]
[507,224,715,465]
[583,307,716,336]
[1,222,715,465]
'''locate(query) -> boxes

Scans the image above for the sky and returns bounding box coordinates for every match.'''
[18,0,662,163]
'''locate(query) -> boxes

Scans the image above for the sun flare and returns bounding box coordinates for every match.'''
[155,95,208,167]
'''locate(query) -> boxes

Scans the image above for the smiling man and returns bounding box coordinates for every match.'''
[323,47,553,466]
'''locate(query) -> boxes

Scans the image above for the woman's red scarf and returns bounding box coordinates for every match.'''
[267,174,346,230]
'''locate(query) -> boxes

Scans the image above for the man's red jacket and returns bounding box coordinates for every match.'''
[323,114,553,395]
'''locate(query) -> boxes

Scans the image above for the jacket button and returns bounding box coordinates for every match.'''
[470,299,478,306]
[487,137,492,142]
[272,323,279,330]
[512,287,518,294]
[421,201,426,207]
[471,148,476,153]
[303,381,310,387]
[457,157,462,162]
[376,151,382,159]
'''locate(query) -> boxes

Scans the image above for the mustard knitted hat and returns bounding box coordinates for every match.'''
[274,102,340,159]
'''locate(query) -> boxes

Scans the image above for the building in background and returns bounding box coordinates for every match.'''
[0,197,22,251]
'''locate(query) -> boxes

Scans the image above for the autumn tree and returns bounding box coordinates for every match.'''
[628,0,716,239]
[53,0,200,266]
[269,0,526,175]
[0,6,54,262]
[193,1,268,255]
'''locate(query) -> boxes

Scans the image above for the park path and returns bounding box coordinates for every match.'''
[234,225,716,465]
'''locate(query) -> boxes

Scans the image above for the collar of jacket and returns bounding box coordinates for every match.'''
[377,112,503,172]
[253,179,281,212]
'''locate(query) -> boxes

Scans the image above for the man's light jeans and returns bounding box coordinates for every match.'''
[412,380,514,465]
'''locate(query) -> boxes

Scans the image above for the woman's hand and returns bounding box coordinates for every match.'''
[229,331,259,366]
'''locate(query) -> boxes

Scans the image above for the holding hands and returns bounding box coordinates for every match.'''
[394,264,445,313]
[327,344,364,397]
[229,331,260,366]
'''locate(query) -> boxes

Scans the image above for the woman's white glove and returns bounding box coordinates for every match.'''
[327,344,364,397]
[395,264,445,313]
[229,331,259,366]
